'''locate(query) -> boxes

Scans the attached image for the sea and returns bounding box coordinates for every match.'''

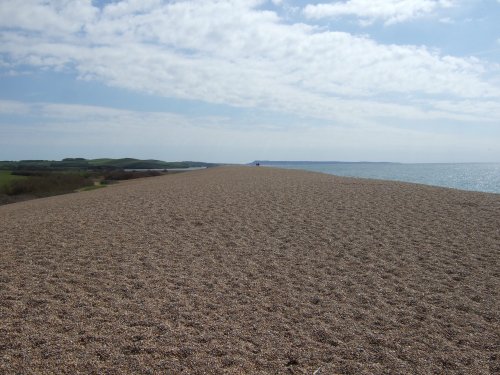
[256,161,500,194]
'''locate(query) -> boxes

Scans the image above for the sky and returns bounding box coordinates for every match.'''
[0,0,499,163]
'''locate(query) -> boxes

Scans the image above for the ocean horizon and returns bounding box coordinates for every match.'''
[254,161,500,194]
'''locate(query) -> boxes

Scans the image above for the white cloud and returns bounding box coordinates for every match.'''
[303,0,454,25]
[0,0,498,127]
[0,0,98,35]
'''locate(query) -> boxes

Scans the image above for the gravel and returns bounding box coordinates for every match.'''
[1,166,499,374]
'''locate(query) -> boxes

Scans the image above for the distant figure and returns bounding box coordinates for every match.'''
[256,162,260,166]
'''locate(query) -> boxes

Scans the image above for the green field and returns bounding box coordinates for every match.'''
[0,171,27,188]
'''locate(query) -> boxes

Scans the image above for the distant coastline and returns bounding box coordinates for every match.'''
[252,160,399,165]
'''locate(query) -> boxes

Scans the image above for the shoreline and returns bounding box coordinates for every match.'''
[259,164,500,196]
[2,164,498,208]
[256,162,500,194]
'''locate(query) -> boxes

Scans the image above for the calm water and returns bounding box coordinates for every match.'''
[259,162,500,194]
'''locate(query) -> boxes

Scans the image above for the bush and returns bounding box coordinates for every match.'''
[10,170,48,177]
[102,170,162,181]
[2,173,93,196]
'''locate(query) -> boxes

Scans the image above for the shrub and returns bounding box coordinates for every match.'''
[102,170,162,181]
[2,173,93,196]
[11,170,48,177]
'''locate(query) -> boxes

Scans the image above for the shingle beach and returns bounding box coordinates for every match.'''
[1,166,499,374]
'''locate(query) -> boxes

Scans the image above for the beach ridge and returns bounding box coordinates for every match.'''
[1,166,498,373]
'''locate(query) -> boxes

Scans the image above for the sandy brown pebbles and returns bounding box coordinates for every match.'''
[1,166,499,374]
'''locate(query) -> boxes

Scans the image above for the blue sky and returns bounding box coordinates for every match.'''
[1,0,499,163]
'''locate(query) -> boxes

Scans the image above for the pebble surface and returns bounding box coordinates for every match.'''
[1,166,499,374]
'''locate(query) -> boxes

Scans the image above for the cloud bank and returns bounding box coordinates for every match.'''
[0,0,498,126]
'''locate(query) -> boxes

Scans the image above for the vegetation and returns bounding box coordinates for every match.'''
[0,172,93,197]
[0,157,217,204]
[0,157,217,205]
[0,171,27,188]
[0,158,217,171]
[102,169,162,182]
